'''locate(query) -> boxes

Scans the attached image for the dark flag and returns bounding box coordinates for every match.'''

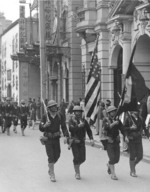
[85,35,101,122]
[115,45,150,117]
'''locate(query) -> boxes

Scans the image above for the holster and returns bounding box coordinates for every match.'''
[67,138,81,150]
[40,136,48,145]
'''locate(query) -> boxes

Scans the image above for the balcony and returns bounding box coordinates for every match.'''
[75,6,97,43]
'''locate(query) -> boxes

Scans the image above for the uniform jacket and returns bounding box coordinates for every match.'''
[19,105,29,118]
[103,117,124,143]
[39,112,69,137]
[68,115,93,141]
[124,113,143,141]
[4,104,14,118]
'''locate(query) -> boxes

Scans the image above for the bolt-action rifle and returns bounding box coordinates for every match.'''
[42,99,50,122]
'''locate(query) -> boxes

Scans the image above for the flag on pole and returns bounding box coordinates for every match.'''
[84,35,101,122]
[115,45,150,118]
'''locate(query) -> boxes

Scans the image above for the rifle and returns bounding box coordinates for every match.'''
[42,99,50,122]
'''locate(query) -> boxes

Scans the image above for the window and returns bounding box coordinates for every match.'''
[7,70,11,81]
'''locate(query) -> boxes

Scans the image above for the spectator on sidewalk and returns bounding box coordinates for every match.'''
[59,99,66,122]
[68,100,75,115]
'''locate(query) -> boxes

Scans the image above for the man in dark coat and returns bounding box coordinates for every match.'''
[39,100,69,182]
[12,101,19,133]
[19,100,29,136]
[3,97,14,135]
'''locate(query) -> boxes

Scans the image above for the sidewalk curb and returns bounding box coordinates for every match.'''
[85,139,150,164]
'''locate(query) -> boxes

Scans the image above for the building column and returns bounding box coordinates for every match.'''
[122,40,131,75]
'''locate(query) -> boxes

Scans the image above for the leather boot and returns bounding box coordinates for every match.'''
[107,163,111,174]
[130,160,137,177]
[74,164,81,180]
[48,163,56,182]
[109,164,118,180]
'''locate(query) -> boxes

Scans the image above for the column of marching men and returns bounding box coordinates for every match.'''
[0,97,30,136]
[39,98,148,183]
[0,97,149,183]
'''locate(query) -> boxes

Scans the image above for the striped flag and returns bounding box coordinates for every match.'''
[84,35,101,122]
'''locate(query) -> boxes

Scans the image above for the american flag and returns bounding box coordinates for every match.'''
[84,37,101,122]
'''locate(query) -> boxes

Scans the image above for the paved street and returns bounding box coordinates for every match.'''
[0,124,150,192]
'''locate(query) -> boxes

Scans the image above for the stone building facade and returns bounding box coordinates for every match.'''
[75,0,150,106]
[40,0,83,105]
[0,16,40,103]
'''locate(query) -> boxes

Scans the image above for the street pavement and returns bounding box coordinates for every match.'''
[0,123,150,192]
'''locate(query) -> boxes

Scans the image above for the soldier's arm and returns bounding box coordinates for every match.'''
[39,115,47,132]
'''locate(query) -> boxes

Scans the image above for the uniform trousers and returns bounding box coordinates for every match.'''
[107,141,120,165]
[128,139,143,164]
[45,139,61,164]
[20,116,27,128]
[71,142,86,165]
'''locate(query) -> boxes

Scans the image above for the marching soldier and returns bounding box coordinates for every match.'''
[12,101,19,133]
[39,100,69,182]
[0,101,4,133]
[124,109,143,177]
[19,100,29,136]
[68,105,94,180]
[103,106,124,180]
[3,97,14,136]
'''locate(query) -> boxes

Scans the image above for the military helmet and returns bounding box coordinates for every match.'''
[47,100,57,108]
[6,97,11,101]
[21,99,25,104]
[73,105,83,112]
[107,106,117,113]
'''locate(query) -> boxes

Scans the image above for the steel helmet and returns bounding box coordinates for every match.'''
[47,100,57,108]
[73,105,83,112]
[6,97,11,101]
[107,106,117,113]
[21,100,25,104]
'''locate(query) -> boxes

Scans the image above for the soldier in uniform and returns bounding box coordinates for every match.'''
[4,97,13,135]
[0,100,4,133]
[39,100,69,182]
[12,101,19,133]
[124,109,143,177]
[68,105,94,180]
[103,106,124,180]
[19,100,29,136]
